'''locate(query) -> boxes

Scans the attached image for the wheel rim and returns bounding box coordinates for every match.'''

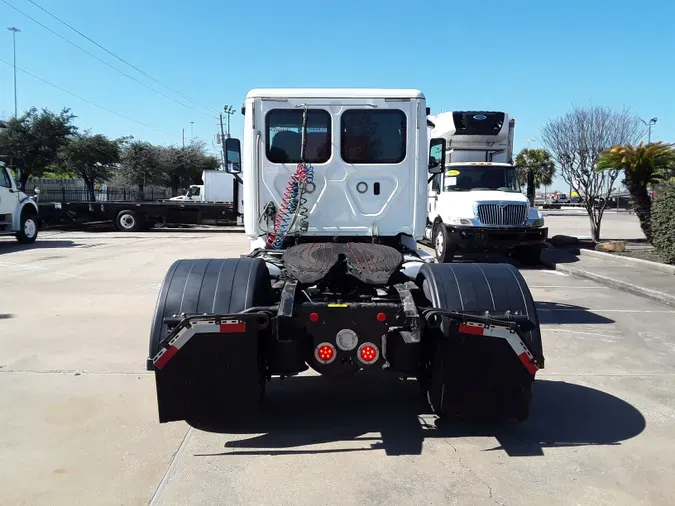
[24,218,37,238]
[120,214,135,229]
[435,230,444,257]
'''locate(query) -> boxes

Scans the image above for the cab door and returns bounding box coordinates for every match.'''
[0,167,17,222]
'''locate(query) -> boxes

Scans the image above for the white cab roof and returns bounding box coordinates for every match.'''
[246,88,425,99]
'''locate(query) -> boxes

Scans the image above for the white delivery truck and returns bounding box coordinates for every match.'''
[169,169,241,203]
[0,158,39,244]
[425,111,547,264]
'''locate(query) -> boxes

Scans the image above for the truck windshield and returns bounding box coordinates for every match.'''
[442,165,521,192]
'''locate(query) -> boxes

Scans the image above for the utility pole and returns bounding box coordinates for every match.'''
[189,121,194,141]
[219,113,227,166]
[7,27,20,117]
[220,108,239,214]
[182,128,185,148]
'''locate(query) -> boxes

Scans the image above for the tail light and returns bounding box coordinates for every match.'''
[357,343,379,364]
[315,343,337,364]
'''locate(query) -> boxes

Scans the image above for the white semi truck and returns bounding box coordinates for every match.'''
[146,89,544,425]
[0,158,39,244]
[425,111,547,264]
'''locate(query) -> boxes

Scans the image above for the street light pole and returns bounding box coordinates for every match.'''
[190,121,194,141]
[7,27,20,117]
[641,117,658,143]
[223,105,235,138]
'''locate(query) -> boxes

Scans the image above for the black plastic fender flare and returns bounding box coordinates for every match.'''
[147,257,272,368]
[417,262,543,365]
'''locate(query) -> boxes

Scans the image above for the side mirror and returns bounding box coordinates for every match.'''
[428,138,446,174]
[224,137,242,174]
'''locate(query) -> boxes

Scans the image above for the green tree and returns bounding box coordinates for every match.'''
[596,142,675,243]
[119,140,163,199]
[58,132,123,201]
[515,148,556,205]
[158,140,220,196]
[0,107,77,190]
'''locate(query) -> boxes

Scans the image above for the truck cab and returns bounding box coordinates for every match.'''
[169,184,204,202]
[235,88,430,252]
[0,159,39,244]
[425,111,547,264]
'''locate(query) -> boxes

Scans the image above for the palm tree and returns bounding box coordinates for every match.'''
[596,142,675,243]
[515,148,556,206]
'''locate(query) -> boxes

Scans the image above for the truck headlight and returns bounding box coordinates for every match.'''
[447,217,474,226]
[530,218,545,227]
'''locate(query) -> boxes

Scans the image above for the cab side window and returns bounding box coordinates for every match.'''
[0,168,12,189]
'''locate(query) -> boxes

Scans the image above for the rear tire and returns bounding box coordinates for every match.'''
[417,262,542,422]
[115,209,143,232]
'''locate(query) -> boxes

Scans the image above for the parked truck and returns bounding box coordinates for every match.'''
[424,111,547,264]
[169,169,242,204]
[146,89,544,425]
[39,168,240,231]
[0,158,39,244]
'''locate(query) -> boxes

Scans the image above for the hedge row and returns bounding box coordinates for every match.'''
[651,182,675,264]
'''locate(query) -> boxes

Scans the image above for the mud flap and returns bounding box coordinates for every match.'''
[427,320,538,421]
[151,313,270,423]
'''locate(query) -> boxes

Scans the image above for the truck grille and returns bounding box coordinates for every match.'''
[476,204,527,226]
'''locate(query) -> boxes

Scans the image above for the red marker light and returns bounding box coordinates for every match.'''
[309,312,320,322]
[376,312,387,322]
[358,343,379,364]
[315,343,336,364]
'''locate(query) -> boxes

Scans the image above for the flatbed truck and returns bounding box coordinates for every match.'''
[37,169,241,231]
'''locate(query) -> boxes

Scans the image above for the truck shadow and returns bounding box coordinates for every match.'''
[0,240,77,254]
[535,301,615,325]
[190,374,645,458]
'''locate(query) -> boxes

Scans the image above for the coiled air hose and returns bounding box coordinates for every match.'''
[266,106,315,249]
[266,162,314,249]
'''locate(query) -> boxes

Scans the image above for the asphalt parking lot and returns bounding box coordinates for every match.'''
[1,224,673,505]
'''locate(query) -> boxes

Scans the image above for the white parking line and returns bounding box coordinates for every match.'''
[531,286,605,289]
[538,309,675,313]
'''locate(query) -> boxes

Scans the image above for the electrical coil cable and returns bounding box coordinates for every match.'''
[266,107,315,249]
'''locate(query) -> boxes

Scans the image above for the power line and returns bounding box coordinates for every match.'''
[25,0,220,117]
[0,57,180,138]
[1,0,217,120]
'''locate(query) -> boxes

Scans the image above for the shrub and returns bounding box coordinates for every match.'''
[651,183,675,264]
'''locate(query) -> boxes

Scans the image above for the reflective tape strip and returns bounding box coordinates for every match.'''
[458,321,539,375]
[152,319,247,370]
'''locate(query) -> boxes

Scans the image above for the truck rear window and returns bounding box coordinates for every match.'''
[341,110,407,164]
[266,109,331,164]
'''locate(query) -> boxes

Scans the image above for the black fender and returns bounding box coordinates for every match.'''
[148,257,272,365]
[417,262,543,364]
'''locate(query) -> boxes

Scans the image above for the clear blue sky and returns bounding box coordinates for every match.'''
[1,0,673,191]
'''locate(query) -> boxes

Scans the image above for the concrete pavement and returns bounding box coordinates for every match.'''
[541,248,675,308]
[2,229,675,505]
